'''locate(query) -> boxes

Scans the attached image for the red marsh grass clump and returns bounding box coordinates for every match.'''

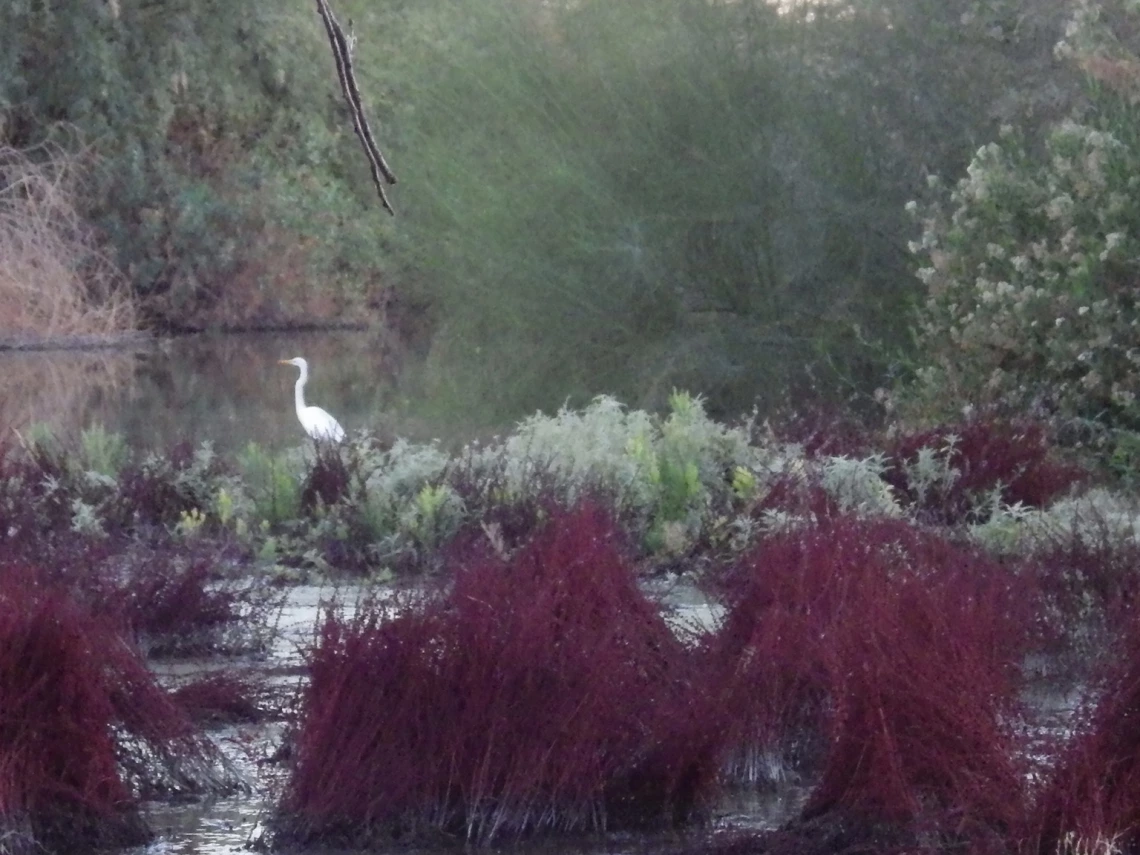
[276,501,724,847]
[0,571,242,853]
[169,672,273,727]
[1026,621,1140,854]
[1025,526,1140,662]
[110,553,266,657]
[761,402,877,459]
[885,419,1086,525]
[0,544,276,658]
[703,517,1035,846]
[0,578,146,852]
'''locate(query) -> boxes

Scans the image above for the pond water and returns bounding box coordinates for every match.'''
[0,330,487,454]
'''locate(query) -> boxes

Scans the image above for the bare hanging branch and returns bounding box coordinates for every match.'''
[313,0,397,215]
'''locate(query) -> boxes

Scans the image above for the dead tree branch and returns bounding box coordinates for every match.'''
[313,0,397,215]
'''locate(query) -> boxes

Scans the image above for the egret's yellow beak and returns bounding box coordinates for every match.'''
[278,359,291,365]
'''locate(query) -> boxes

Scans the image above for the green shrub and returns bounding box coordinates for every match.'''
[235,443,303,528]
[79,424,128,479]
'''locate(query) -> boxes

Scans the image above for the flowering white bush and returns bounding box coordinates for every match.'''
[900,1,1140,437]
[903,119,1140,429]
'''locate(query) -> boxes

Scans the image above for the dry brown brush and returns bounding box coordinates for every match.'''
[0,143,135,341]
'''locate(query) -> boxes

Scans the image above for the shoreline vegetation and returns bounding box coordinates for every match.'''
[9,0,1140,850]
[0,144,139,345]
[0,142,385,354]
[4,398,1140,851]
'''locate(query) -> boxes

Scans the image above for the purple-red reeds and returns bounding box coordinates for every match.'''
[0,571,243,852]
[703,517,1035,846]
[0,545,277,658]
[111,555,258,657]
[275,501,725,847]
[1021,524,1140,666]
[169,672,272,726]
[0,577,147,852]
[885,419,1086,525]
[299,441,353,512]
[444,449,567,555]
[761,401,877,460]
[1026,620,1140,854]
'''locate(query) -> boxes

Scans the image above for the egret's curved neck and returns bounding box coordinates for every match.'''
[293,365,309,414]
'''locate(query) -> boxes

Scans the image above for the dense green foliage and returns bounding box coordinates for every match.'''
[2,0,1105,427]
[0,0,392,328]
[373,0,1075,419]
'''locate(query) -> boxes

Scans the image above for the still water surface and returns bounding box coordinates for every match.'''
[0,331,481,454]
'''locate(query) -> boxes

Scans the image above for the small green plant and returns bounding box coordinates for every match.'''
[236,442,302,527]
[731,465,758,501]
[69,497,105,538]
[79,424,127,479]
[19,422,62,461]
[399,483,463,550]
[1107,428,1140,488]
[214,487,236,528]
[176,507,207,538]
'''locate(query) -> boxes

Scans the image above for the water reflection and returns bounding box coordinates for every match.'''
[0,348,136,442]
[0,331,471,453]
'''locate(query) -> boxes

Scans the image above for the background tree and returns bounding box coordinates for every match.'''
[0,0,1089,430]
[366,0,1080,423]
[0,0,394,329]
[897,0,1140,469]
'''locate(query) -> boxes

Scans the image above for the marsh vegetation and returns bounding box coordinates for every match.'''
[2,399,1140,851]
[8,0,1140,852]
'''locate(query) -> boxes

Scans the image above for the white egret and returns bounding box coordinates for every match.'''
[278,357,346,442]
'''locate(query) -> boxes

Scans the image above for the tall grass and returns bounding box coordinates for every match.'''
[0,144,136,340]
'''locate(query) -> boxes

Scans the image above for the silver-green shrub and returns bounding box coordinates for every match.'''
[362,438,454,541]
[819,453,904,517]
[970,487,1140,554]
[468,393,760,551]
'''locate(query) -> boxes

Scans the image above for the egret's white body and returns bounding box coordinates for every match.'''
[278,357,346,442]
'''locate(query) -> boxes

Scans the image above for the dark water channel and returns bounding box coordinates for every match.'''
[0,330,479,454]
